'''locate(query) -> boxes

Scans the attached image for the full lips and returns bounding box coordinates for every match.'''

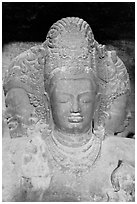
[68,116,83,123]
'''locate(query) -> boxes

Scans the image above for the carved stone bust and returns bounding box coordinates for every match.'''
[2,17,134,202]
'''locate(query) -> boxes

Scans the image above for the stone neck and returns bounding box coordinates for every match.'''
[52,129,93,148]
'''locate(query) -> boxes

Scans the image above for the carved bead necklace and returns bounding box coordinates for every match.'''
[46,130,101,175]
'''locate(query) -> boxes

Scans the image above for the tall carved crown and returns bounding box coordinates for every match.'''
[42,17,97,93]
[3,17,130,137]
[42,17,130,96]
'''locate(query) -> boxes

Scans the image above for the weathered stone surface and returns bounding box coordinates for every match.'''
[2,17,135,202]
[2,131,135,201]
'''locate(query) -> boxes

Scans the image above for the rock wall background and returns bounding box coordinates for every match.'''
[2,2,135,136]
[2,2,134,44]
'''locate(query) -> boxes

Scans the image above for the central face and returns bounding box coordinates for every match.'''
[50,78,96,134]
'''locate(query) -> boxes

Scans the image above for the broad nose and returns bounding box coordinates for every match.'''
[71,98,80,113]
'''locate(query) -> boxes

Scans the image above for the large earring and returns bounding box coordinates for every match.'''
[44,92,50,122]
[44,92,54,130]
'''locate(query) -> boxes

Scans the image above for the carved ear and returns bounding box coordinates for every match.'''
[43,91,51,123]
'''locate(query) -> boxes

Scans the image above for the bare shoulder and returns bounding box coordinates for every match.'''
[102,136,134,149]
[101,136,135,165]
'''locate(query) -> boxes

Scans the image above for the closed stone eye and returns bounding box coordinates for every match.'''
[57,98,70,103]
[59,100,69,103]
[80,99,91,103]
[83,100,91,103]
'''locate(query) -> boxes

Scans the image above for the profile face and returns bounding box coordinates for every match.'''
[50,78,97,134]
[105,94,131,134]
[5,88,34,125]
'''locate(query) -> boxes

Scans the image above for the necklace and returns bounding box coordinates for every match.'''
[46,130,101,174]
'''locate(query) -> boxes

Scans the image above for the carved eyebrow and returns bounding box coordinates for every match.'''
[56,92,73,97]
[56,91,93,97]
[78,91,93,97]
[57,91,92,96]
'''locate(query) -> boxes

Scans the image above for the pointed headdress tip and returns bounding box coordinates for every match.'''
[43,17,96,88]
[45,17,95,49]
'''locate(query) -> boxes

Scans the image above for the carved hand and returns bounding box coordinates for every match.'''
[110,160,135,201]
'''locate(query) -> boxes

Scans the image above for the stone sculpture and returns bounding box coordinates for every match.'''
[2,17,134,202]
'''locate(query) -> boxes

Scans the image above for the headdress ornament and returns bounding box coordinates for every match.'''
[43,17,98,92]
[3,17,130,138]
[43,17,129,96]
